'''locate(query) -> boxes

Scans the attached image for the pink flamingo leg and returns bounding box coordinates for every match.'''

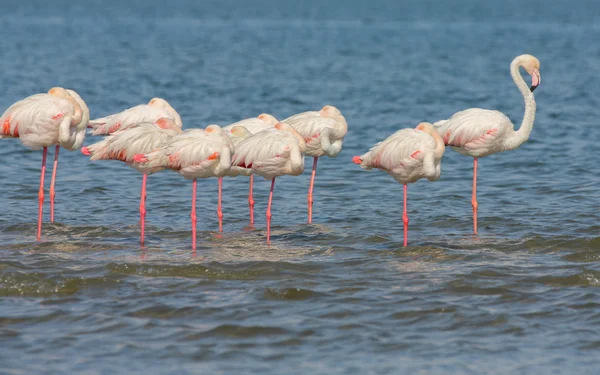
[37,147,48,241]
[217,177,223,232]
[248,175,255,225]
[403,184,409,247]
[191,179,197,250]
[139,174,147,246]
[307,157,318,223]
[472,157,479,235]
[266,178,275,244]
[49,145,59,223]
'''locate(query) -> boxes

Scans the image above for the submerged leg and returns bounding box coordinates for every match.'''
[248,175,255,225]
[217,177,223,232]
[37,147,48,241]
[266,178,275,244]
[191,179,197,251]
[472,157,479,235]
[49,145,60,223]
[139,174,147,246]
[307,157,318,223]
[403,184,409,247]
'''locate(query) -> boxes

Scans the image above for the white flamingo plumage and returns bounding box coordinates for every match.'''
[134,125,233,250]
[283,105,347,223]
[433,54,541,234]
[353,123,445,246]
[223,113,279,224]
[231,122,306,244]
[81,118,183,245]
[0,87,88,240]
[88,98,182,135]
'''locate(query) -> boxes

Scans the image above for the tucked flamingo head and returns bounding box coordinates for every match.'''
[416,122,445,158]
[154,117,182,132]
[48,87,68,97]
[66,89,89,130]
[257,113,279,125]
[148,97,168,107]
[275,122,306,153]
[515,54,541,92]
[320,105,342,117]
[48,87,83,126]
[148,98,183,128]
[205,124,224,134]
[415,122,436,134]
[230,125,253,139]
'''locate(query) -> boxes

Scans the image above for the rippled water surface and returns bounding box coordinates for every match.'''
[1,0,599,373]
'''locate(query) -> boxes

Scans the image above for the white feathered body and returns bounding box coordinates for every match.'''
[232,128,305,180]
[284,107,347,158]
[434,108,515,158]
[0,94,81,150]
[89,103,182,136]
[86,123,181,174]
[357,128,443,184]
[141,128,233,180]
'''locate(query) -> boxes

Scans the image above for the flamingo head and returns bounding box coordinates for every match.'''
[257,113,279,125]
[148,97,169,107]
[230,125,253,140]
[148,98,183,128]
[48,87,70,98]
[66,89,90,130]
[154,117,182,132]
[48,87,83,126]
[416,122,445,158]
[275,122,306,153]
[319,105,342,117]
[517,54,541,92]
[415,122,436,134]
[205,124,224,134]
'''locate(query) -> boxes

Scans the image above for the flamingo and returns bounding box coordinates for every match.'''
[433,54,541,234]
[222,113,278,224]
[231,123,306,244]
[88,98,182,135]
[0,87,88,240]
[81,118,183,245]
[134,125,233,250]
[352,123,445,246]
[283,105,347,223]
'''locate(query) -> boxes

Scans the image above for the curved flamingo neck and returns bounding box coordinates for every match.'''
[504,58,537,150]
[430,129,445,159]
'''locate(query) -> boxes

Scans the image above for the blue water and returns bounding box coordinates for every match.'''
[1,0,599,374]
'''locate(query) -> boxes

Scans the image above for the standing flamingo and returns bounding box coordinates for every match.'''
[0,87,88,240]
[231,123,306,244]
[433,54,541,234]
[222,113,278,224]
[353,123,445,246]
[88,98,182,135]
[134,125,233,250]
[81,118,183,245]
[283,105,347,223]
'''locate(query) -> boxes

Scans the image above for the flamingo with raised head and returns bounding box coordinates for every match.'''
[283,105,347,223]
[353,123,445,246]
[0,87,88,240]
[223,113,278,224]
[231,122,306,244]
[88,98,182,135]
[134,125,233,250]
[81,118,183,245]
[433,54,541,234]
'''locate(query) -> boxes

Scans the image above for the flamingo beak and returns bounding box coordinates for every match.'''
[530,68,540,92]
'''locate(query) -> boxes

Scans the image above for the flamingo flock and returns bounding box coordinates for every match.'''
[0,54,541,247]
